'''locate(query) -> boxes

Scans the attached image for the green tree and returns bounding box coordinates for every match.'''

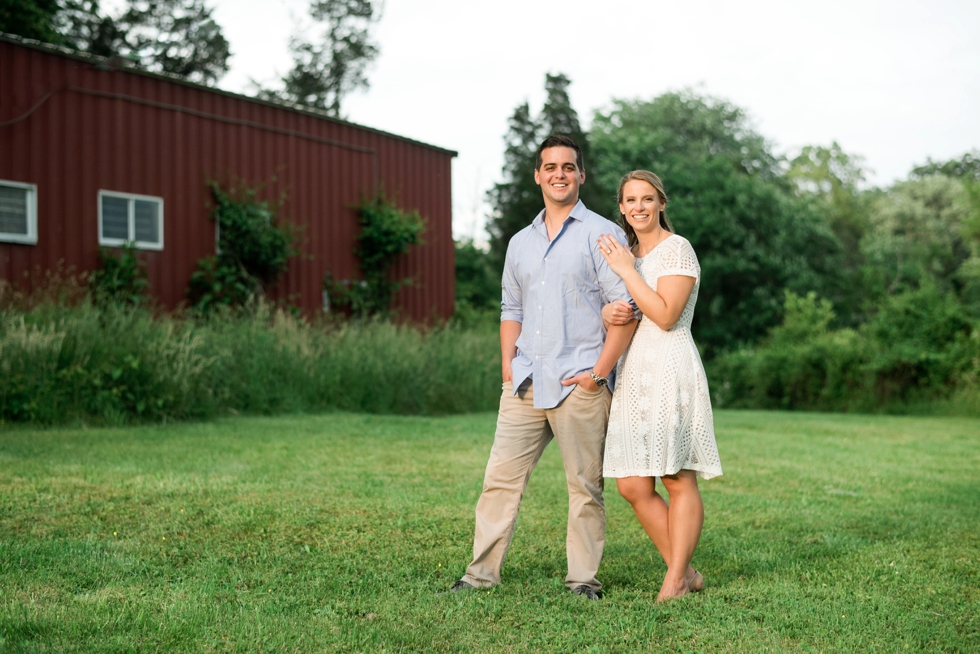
[274,0,381,116]
[788,142,873,324]
[912,150,980,181]
[789,142,868,250]
[862,281,974,402]
[862,176,973,300]
[55,1,127,56]
[590,90,842,357]
[486,73,608,273]
[909,150,980,313]
[540,73,612,218]
[959,180,980,313]
[454,240,499,313]
[485,100,543,273]
[118,0,230,84]
[10,0,230,84]
[0,0,62,43]
[0,0,118,52]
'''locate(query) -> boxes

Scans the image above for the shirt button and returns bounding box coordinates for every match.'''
[536,330,540,334]
[541,281,545,285]
[538,306,542,309]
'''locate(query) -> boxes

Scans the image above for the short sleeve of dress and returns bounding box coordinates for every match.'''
[657,236,700,281]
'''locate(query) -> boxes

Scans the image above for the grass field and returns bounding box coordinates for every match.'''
[1,410,978,652]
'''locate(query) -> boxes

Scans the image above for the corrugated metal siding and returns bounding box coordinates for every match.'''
[0,37,456,321]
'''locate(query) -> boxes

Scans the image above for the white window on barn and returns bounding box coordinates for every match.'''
[0,180,38,245]
[98,190,164,250]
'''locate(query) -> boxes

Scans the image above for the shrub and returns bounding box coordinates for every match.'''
[708,288,980,413]
[862,283,975,404]
[708,292,870,411]
[87,246,150,308]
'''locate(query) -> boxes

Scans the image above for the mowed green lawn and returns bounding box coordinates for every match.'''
[0,411,977,653]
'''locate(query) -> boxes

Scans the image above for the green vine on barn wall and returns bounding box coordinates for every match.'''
[187,180,298,312]
[325,193,425,318]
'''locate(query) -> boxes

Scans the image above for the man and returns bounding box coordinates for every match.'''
[451,135,637,600]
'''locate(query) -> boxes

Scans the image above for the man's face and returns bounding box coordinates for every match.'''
[534,146,585,207]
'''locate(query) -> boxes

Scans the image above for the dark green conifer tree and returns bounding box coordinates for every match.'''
[273,0,381,117]
[486,73,609,273]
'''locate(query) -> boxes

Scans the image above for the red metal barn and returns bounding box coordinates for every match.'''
[0,34,456,321]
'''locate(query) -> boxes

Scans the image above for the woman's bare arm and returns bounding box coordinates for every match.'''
[597,234,695,331]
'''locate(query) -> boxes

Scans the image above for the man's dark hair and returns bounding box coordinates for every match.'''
[535,135,584,172]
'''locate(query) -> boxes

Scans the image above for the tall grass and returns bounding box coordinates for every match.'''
[7,279,978,427]
[0,300,501,426]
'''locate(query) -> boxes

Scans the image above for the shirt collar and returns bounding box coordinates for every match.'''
[531,199,587,227]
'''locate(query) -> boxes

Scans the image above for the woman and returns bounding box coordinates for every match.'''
[597,170,723,602]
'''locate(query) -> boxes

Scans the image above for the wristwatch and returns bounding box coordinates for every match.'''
[589,370,609,388]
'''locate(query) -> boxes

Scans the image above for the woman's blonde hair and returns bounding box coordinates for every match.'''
[617,170,674,247]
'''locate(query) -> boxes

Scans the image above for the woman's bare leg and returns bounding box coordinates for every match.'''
[656,470,704,601]
[616,476,699,589]
[617,477,671,560]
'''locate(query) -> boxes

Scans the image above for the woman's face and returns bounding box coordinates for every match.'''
[619,180,664,235]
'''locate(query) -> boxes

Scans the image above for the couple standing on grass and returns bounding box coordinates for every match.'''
[450,135,723,602]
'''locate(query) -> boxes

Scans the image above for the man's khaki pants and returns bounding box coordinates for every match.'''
[461,381,611,592]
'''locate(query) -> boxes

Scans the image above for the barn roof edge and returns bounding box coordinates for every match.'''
[0,32,459,158]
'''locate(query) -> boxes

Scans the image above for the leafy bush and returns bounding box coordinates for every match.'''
[187,255,255,312]
[87,246,150,308]
[863,283,974,404]
[708,288,980,413]
[708,292,868,411]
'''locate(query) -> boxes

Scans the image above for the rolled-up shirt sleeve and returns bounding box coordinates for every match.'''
[500,240,524,323]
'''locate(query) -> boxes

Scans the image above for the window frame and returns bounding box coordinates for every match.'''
[97,190,165,251]
[0,179,39,245]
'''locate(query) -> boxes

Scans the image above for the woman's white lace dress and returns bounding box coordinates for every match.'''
[604,234,723,480]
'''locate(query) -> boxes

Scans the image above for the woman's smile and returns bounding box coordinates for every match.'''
[619,179,664,236]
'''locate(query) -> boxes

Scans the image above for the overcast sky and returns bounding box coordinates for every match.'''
[204,0,980,241]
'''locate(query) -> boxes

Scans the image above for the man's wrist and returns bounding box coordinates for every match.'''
[589,370,609,388]
[592,363,612,378]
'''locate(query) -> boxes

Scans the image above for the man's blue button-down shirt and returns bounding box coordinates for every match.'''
[502,200,633,409]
